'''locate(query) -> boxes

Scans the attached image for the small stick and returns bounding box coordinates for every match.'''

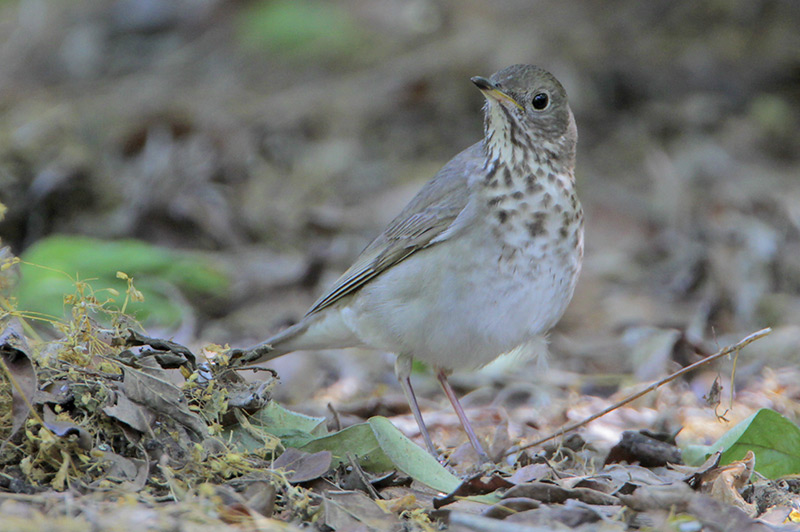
[508,327,772,456]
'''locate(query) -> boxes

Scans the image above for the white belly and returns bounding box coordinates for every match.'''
[340,220,582,370]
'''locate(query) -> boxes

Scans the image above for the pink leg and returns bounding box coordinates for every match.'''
[437,369,491,462]
[398,375,439,457]
[394,355,438,457]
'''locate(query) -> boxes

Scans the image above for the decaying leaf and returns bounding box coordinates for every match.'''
[42,405,92,450]
[693,450,757,515]
[272,448,332,484]
[501,481,619,506]
[605,430,682,467]
[433,474,514,509]
[124,329,197,370]
[103,389,156,434]
[120,360,208,438]
[226,377,276,410]
[506,463,550,485]
[617,482,696,513]
[322,490,403,531]
[0,318,36,443]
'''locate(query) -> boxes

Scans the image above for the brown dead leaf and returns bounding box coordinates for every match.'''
[242,480,277,518]
[687,493,777,532]
[103,389,156,434]
[42,405,92,450]
[322,490,403,531]
[685,450,723,488]
[34,379,73,406]
[120,361,208,438]
[502,481,619,506]
[617,481,697,513]
[433,473,515,509]
[272,448,332,484]
[124,329,196,369]
[697,450,757,516]
[94,450,138,481]
[0,318,36,443]
[481,497,540,520]
[226,377,276,410]
[117,456,150,492]
[605,430,682,467]
[504,499,618,529]
[507,463,550,485]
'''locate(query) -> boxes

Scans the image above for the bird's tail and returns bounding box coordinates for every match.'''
[229,320,311,366]
[230,309,360,366]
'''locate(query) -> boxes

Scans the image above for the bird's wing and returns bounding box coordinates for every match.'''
[305,142,485,316]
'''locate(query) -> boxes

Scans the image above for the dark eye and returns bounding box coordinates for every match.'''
[531,93,549,110]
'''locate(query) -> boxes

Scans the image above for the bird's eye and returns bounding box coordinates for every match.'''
[531,93,549,110]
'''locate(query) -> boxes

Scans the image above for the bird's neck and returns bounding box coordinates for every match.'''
[480,109,576,188]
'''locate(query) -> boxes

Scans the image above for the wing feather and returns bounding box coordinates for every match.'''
[305,142,485,316]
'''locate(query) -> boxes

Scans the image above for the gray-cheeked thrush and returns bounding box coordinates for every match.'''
[235,64,584,462]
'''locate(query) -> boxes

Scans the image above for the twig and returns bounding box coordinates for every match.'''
[508,327,772,456]
[346,453,382,500]
[327,402,342,432]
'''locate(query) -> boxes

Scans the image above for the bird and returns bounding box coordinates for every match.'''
[232,64,583,462]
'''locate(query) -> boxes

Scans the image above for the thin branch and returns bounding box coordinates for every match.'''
[509,327,772,456]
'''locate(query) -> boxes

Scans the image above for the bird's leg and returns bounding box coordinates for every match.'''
[436,369,491,462]
[394,355,439,457]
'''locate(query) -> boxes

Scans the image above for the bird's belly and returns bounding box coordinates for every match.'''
[343,225,582,370]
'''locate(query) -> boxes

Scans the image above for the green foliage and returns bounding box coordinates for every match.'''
[227,400,464,492]
[365,417,461,493]
[302,416,462,492]
[16,235,228,327]
[236,0,365,57]
[227,401,328,451]
[300,422,396,472]
[683,408,800,479]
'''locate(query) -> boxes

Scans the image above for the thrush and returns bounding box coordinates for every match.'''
[234,64,583,462]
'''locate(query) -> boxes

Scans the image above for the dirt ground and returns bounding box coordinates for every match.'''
[0,1,799,530]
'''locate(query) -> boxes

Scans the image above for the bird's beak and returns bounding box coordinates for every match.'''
[471,76,524,111]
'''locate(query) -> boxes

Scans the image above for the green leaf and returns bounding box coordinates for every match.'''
[251,401,328,437]
[226,402,328,451]
[299,416,462,493]
[236,0,364,58]
[368,417,461,494]
[226,406,464,493]
[17,235,228,327]
[683,408,800,479]
[299,423,395,472]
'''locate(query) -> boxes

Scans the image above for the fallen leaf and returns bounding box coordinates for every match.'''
[605,430,682,467]
[120,362,208,438]
[502,481,618,506]
[124,329,196,369]
[228,401,327,451]
[299,422,395,473]
[272,448,332,483]
[103,389,156,433]
[0,318,36,443]
[694,450,757,516]
[322,490,403,531]
[683,408,800,479]
[481,497,540,520]
[368,416,461,494]
[42,405,92,450]
[433,474,514,509]
[617,482,695,512]
[507,463,550,485]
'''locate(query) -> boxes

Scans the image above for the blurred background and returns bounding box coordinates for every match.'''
[1,0,799,443]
